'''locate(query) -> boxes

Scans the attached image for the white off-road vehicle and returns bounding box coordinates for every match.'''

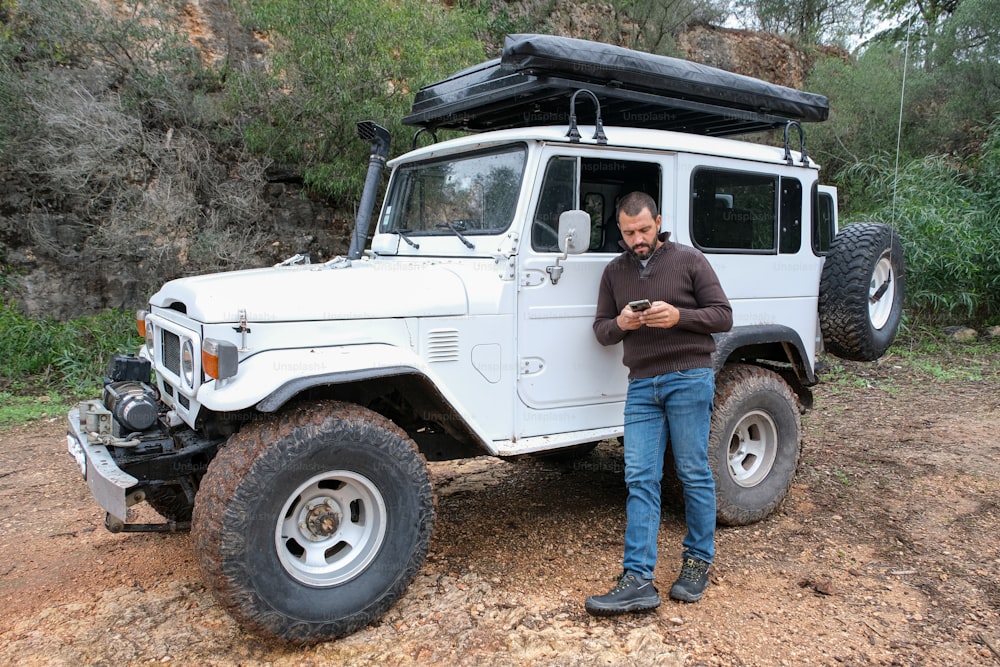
[66,34,903,643]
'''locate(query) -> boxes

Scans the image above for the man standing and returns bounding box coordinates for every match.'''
[586,191,732,615]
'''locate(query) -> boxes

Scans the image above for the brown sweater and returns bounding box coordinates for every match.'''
[593,233,733,379]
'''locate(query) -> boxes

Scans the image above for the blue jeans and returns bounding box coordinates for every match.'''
[622,368,716,580]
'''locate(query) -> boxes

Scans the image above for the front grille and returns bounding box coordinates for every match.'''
[161,329,181,375]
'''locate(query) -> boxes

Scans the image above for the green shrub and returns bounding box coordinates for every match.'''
[228,0,486,205]
[842,136,1000,325]
[0,304,141,396]
[806,45,919,210]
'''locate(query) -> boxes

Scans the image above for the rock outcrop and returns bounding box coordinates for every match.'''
[0,1,829,318]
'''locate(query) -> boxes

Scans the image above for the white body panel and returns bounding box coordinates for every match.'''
[142,124,831,456]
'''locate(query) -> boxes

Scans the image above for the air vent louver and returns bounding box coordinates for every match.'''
[426,329,460,363]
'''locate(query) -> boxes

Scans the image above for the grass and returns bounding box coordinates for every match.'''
[0,392,78,427]
[888,327,1000,381]
[820,326,1000,390]
[844,143,1000,325]
[0,304,142,425]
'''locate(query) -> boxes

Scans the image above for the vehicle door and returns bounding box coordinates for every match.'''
[515,149,670,438]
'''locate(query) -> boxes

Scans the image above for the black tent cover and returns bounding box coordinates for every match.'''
[404,34,829,137]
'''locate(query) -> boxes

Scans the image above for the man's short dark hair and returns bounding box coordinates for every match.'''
[618,191,658,220]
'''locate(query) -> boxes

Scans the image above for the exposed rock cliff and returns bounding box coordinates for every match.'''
[0,1,830,318]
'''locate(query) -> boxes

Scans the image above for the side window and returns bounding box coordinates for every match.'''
[532,155,662,253]
[812,185,836,254]
[581,158,661,253]
[531,158,577,251]
[584,192,605,249]
[779,178,802,254]
[691,169,776,252]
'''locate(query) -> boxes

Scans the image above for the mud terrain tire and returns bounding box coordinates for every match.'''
[819,222,904,361]
[145,484,194,522]
[710,364,801,526]
[192,401,434,644]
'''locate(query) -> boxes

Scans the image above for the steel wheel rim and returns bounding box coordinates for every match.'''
[727,409,778,488]
[868,253,895,330]
[275,470,387,587]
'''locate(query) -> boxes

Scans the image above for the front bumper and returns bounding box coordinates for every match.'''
[66,405,138,521]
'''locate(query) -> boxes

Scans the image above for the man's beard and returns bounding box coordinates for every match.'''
[628,239,657,260]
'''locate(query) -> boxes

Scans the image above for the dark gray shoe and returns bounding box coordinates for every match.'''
[585,572,660,616]
[669,557,710,602]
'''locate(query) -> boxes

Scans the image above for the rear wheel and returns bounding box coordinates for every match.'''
[709,365,801,526]
[192,401,434,644]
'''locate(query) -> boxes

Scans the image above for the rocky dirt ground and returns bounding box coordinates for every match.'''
[1,352,999,666]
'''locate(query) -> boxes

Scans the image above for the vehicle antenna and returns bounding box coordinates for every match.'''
[891,15,913,228]
[877,14,913,316]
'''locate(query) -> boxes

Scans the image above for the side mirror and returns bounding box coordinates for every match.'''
[558,210,591,255]
[547,210,592,285]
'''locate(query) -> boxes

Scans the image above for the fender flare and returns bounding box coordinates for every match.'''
[712,324,816,386]
[239,346,490,456]
[256,365,419,412]
[196,344,427,413]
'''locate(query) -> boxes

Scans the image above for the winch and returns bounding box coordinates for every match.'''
[102,354,159,435]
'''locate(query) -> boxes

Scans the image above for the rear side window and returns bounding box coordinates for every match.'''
[779,178,802,254]
[813,185,836,254]
[691,169,775,252]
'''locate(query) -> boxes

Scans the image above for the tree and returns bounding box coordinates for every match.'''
[927,0,1000,103]
[862,0,968,70]
[855,0,1000,149]
[0,0,271,311]
[613,0,727,54]
[230,0,485,205]
[805,44,917,203]
[729,0,871,45]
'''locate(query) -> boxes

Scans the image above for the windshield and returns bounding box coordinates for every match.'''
[380,145,526,236]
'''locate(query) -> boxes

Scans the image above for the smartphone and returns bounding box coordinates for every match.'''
[628,299,652,312]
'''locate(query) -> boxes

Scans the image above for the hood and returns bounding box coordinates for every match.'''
[149,260,469,323]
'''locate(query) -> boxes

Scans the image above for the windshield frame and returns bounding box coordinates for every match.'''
[378,143,528,238]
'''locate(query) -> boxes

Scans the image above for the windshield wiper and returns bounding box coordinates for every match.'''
[396,229,420,249]
[440,221,475,249]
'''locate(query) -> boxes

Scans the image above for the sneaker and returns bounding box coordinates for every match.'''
[669,557,710,602]
[585,572,660,616]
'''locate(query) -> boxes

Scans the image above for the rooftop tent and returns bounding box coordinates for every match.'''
[404,34,829,137]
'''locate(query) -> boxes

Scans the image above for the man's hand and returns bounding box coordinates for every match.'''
[617,301,679,330]
[638,301,680,329]
[616,304,644,331]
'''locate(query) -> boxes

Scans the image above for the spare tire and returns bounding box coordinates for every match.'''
[819,222,904,361]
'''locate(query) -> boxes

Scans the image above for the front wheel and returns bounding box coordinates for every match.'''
[145,483,195,522]
[709,365,801,526]
[192,401,434,644]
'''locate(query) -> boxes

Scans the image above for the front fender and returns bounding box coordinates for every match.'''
[197,344,494,450]
[197,344,428,413]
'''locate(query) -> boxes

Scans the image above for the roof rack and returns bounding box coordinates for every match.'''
[404,34,829,138]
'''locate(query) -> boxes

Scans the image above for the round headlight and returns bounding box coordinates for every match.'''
[181,339,195,387]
